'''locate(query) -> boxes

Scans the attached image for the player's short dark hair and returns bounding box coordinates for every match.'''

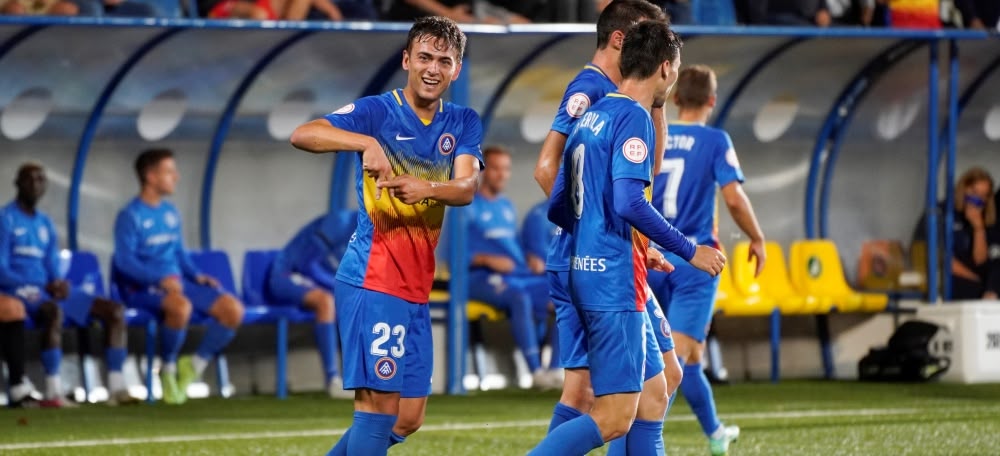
[620,21,682,81]
[407,16,467,62]
[596,0,667,50]
[135,148,174,185]
[15,162,44,182]
[674,65,717,109]
[483,145,510,161]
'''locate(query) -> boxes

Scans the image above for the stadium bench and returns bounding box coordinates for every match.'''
[240,250,318,400]
[789,240,889,313]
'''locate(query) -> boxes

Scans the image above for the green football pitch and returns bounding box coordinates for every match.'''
[2,381,998,455]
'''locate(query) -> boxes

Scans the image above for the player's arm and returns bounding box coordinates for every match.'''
[0,215,33,289]
[381,155,480,206]
[291,116,394,198]
[534,130,568,197]
[43,219,70,299]
[721,181,767,276]
[112,212,170,287]
[520,208,547,274]
[546,166,572,232]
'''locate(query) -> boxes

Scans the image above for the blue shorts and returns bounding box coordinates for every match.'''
[641,309,665,380]
[121,279,226,315]
[268,271,321,306]
[335,280,433,398]
[647,252,720,343]
[2,285,95,326]
[584,310,647,397]
[550,271,587,369]
[645,292,675,353]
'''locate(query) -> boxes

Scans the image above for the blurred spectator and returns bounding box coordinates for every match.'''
[1,0,78,15]
[956,0,999,29]
[887,0,941,28]
[520,199,558,276]
[199,0,343,20]
[912,167,998,300]
[659,0,693,24]
[827,0,876,25]
[742,0,832,26]
[385,0,530,23]
[333,0,377,19]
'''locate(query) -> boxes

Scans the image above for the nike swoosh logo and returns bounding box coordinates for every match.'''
[396,134,416,141]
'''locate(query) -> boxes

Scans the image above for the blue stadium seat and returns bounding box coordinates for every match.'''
[241,249,315,399]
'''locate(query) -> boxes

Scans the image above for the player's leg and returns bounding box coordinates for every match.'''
[468,271,546,383]
[87,294,136,404]
[529,311,646,455]
[647,269,683,400]
[0,294,34,407]
[547,271,593,432]
[327,283,412,456]
[32,297,66,405]
[389,303,434,447]
[178,282,243,390]
[271,271,344,395]
[608,309,668,456]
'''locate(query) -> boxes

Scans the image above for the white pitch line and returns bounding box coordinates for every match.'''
[0,407,920,451]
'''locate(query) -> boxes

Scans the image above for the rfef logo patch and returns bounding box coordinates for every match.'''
[375,357,397,380]
[622,138,648,164]
[333,104,355,115]
[438,133,456,155]
[566,93,591,118]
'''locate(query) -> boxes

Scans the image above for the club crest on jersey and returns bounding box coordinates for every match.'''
[660,319,671,339]
[375,357,397,380]
[623,138,648,163]
[438,133,456,155]
[333,103,355,115]
[566,93,591,118]
[164,211,178,228]
[37,226,49,244]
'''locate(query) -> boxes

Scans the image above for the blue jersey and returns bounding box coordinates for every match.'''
[520,200,558,262]
[557,93,656,312]
[547,64,618,272]
[0,202,60,289]
[468,193,526,270]
[113,197,201,287]
[274,211,358,278]
[325,89,484,303]
[652,123,744,247]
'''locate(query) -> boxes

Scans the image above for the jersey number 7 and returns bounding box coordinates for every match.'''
[660,158,684,219]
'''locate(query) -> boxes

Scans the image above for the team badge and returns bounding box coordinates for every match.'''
[622,138,648,164]
[660,319,671,339]
[333,104,355,115]
[374,357,397,380]
[566,93,591,118]
[165,211,178,228]
[37,226,49,244]
[438,133,456,155]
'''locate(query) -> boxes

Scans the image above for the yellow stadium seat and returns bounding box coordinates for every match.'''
[789,240,888,313]
[740,241,824,314]
[428,290,505,322]
[715,244,777,316]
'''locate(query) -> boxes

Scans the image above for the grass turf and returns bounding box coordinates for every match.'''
[2,381,999,455]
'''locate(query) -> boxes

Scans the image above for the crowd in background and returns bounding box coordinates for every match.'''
[1,0,997,30]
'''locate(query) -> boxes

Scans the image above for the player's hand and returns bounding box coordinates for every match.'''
[159,276,183,295]
[447,4,477,23]
[748,239,767,278]
[527,255,546,275]
[487,256,517,274]
[362,139,395,200]
[646,248,675,273]
[815,9,832,27]
[690,245,726,277]
[46,280,70,300]
[196,274,220,289]
[984,291,998,300]
[378,175,432,205]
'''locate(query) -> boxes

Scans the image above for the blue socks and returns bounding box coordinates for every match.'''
[326,427,405,456]
[607,419,665,456]
[41,349,61,376]
[159,326,186,363]
[529,414,604,456]
[547,402,584,433]
[388,432,406,447]
[341,411,396,456]
[681,363,722,436]
[508,291,542,372]
[105,347,127,372]
[314,322,339,380]
[196,320,236,360]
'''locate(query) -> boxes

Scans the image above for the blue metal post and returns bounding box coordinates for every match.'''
[446,57,471,396]
[769,309,780,383]
[68,28,181,250]
[942,40,959,301]
[145,319,157,403]
[925,41,941,303]
[276,317,288,399]
[200,31,313,248]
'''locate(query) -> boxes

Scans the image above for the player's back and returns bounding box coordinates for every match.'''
[0,201,55,286]
[652,123,743,247]
[325,89,483,303]
[562,94,654,311]
[468,193,525,267]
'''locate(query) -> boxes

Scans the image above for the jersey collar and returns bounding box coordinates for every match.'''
[392,88,444,124]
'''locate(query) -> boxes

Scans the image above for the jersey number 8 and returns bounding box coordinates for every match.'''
[571,144,585,219]
[371,322,406,358]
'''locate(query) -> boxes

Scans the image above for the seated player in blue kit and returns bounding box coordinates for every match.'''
[268,210,357,398]
[468,145,560,388]
[0,163,136,407]
[520,199,558,277]
[113,149,245,405]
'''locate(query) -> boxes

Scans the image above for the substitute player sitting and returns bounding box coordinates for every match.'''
[531,21,725,456]
[0,163,136,406]
[291,16,483,456]
[468,145,559,388]
[113,149,245,405]
[650,64,767,455]
[268,210,357,398]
